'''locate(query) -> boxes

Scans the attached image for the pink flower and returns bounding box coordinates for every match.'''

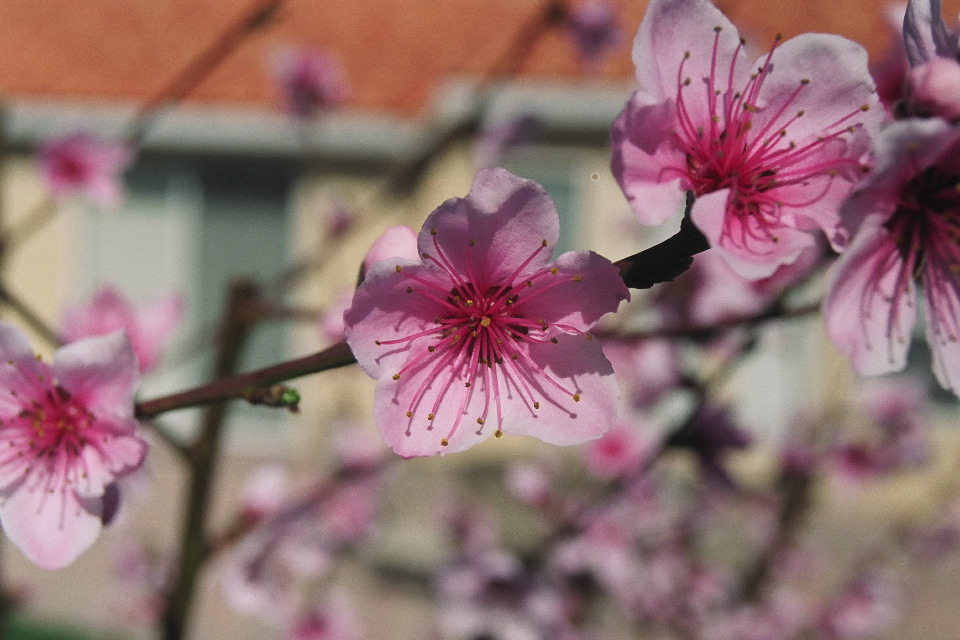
[61,285,183,374]
[285,591,363,640]
[272,46,349,117]
[612,0,881,278]
[0,323,146,569]
[565,1,624,64]
[361,225,420,272]
[38,133,133,209]
[824,118,960,394]
[344,168,629,457]
[904,56,960,120]
[582,421,654,479]
[815,567,901,640]
[474,114,540,170]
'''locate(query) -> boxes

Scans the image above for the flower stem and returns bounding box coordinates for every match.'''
[614,192,709,289]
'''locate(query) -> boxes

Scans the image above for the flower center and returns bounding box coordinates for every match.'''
[666,28,870,251]
[374,230,590,448]
[0,362,101,497]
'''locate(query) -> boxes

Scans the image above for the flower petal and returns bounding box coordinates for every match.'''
[418,168,559,287]
[516,250,629,330]
[53,331,139,418]
[632,0,745,107]
[344,260,450,381]
[0,483,103,570]
[611,94,690,226]
[903,0,955,65]
[824,217,916,376]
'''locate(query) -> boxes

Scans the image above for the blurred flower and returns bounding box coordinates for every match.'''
[582,420,655,479]
[565,1,623,64]
[285,591,364,640]
[474,114,540,169]
[666,402,752,485]
[0,324,146,569]
[62,285,184,374]
[271,46,350,117]
[815,567,901,640]
[38,133,133,209]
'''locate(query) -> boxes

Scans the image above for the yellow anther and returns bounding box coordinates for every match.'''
[428,413,435,420]
[405,411,413,417]
[550,267,559,275]
[430,228,437,235]
[533,401,540,409]
[440,438,449,446]
[573,275,582,282]
[392,373,401,380]
[395,265,402,273]
[480,317,491,327]
[494,430,503,438]
[477,417,484,425]
[573,393,581,402]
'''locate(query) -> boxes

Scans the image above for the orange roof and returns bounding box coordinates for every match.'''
[0,0,940,118]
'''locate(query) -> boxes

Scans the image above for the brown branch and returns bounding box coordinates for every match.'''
[136,340,355,420]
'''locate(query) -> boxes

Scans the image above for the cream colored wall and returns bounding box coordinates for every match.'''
[1,155,69,356]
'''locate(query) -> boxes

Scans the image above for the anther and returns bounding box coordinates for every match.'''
[572,275,582,282]
[428,413,435,420]
[585,334,593,341]
[392,374,401,380]
[395,265,403,273]
[480,317,491,327]
[533,401,540,409]
[430,228,437,235]
[550,267,559,275]
[494,430,503,438]
[573,393,581,402]
[468,239,475,246]
[714,25,722,32]
[477,417,484,425]
[428,346,436,352]
[422,252,431,259]
[375,340,382,345]
[440,438,449,446]
[406,287,413,293]
[405,411,413,418]
[541,239,548,247]
[550,338,558,344]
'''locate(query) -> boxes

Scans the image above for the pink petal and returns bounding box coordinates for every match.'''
[134,293,184,372]
[418,168,559,287]
[691,190,814,279]
[632,0,745,108]
[75,428,148,497]
[363,225,420,271]
[516,250,629,330]
[923,264,960,394]
[824,217,916,376]
[54,331,139,418]
[0,323,44,414]
[611,95,690,226]
[0,483,103,570]
[903,0,954,65]
[344,260,449,381]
